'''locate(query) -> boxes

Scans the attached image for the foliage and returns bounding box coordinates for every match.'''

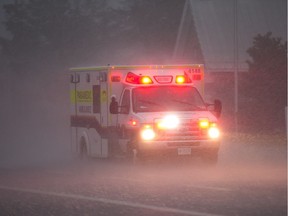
[240,32,287,132]
[123,0,186,62]
[0,0,128,73]
[0,0,188,73]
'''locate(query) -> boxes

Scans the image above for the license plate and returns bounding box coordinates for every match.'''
[177,147,191,155]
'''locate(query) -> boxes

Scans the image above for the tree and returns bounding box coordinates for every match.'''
[1,0,193,70]
[1,0,125,74]
[240,32,287,133]
[123,0,187,63]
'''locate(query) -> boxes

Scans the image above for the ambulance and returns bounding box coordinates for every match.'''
[69,65,222,163]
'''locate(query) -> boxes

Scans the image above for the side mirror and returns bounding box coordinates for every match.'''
[214,99,222,118]
[109,97,118,114]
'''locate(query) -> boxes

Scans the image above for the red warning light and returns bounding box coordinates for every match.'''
[192,74,202,80]
[154,76,173,83]
[126,72,153,84]
[111,75,121,82]
[126,72,140,84]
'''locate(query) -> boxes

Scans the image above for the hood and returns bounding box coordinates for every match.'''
[133,111,218,123]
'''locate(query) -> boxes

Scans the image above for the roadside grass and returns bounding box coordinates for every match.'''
[223,132,287,146]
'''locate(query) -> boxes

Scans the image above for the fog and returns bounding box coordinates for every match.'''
[0,2,286,216]
[0,70,71,168]
[0,0,286,171]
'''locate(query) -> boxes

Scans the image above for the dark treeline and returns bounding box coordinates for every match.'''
[0,0,188,154]
[240,32,287,133]
[0,0,186,74]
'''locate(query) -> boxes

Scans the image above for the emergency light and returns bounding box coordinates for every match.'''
[125,71,197,85]
[175,75,192,84]
[154,76,173,83]
[126,72,153,84]
[199,118,210,129]
[192,74,202,80]
[141,76,153,84]
[111,75,121,82]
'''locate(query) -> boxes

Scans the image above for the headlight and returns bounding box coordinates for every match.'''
[208,127,220,139]
[140,125,156,140]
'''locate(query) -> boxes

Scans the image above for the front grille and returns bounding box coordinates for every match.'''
[155,119,207,141]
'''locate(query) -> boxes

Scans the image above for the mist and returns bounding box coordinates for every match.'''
[0,0,286,170]
[0,69,68,167]
[0,2,286,215]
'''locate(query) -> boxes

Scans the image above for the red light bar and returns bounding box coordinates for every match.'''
[141,76,153,84]
[126,72,140,84]
[154,76,173,83]
[125,72,153,84]
[192,74,202,80]
[111,75,121,82]
[175,75,192,84]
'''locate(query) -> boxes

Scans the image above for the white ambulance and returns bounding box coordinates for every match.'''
[69,65,222,163]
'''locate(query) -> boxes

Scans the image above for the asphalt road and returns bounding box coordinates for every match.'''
[0,134,287,216]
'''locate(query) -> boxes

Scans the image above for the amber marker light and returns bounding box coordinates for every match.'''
[176,75,185,84]
[140,76,153,84]
[199,118,210,129]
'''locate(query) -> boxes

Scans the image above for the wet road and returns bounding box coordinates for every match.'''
[0,134,287,216]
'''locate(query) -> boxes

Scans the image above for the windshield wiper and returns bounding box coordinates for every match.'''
[138,100,164,107]
[172,99,206,111]
[135,100,166,113]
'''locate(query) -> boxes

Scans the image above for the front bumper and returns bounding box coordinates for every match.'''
[137,139,220,153]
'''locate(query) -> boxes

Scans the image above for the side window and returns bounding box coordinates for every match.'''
[120,90,130,114]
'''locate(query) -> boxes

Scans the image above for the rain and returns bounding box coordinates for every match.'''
[0,0,286,215]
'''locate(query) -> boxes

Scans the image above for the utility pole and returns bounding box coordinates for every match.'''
[173,0,189,61]
[234,0,239,133]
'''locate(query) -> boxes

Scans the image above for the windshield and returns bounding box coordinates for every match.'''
[132,86,206,113]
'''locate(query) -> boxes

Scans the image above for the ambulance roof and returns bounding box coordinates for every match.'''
[69,64,203,72]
